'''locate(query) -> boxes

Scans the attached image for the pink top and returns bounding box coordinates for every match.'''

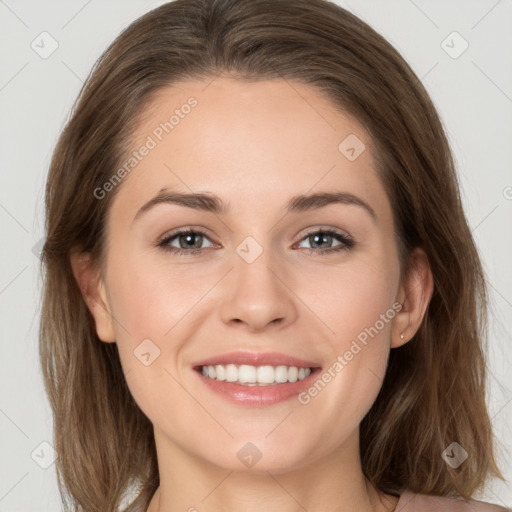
[396,491,511,511]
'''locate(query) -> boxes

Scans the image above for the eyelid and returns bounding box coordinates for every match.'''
[157,225,217,245]
[158,225,351,243]
[293,227,354,252]
[157,225,355,255]
[295,225,352,242]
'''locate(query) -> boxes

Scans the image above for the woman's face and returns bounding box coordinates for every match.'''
[90,77,405,473]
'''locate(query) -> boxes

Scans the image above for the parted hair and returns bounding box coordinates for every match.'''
[39,0,504,510]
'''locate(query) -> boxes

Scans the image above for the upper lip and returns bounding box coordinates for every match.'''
[193,351,321,369]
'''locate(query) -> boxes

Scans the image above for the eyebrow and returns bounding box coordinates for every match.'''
[133,188,377,222]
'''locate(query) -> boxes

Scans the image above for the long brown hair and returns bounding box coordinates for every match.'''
[39,0,505,510]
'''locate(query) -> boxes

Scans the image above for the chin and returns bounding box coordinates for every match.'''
[198,437,319,475]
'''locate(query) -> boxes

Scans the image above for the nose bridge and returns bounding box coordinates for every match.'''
[219,233,297,331]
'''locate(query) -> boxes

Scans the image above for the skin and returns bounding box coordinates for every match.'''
[72,77,433,512]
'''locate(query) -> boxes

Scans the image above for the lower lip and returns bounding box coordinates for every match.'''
[195,368,320,406]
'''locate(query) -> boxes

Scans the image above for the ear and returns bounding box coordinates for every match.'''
[70,251,116,343]
[391,247,434,348]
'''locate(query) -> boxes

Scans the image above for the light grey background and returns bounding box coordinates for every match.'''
[0,0,511,510]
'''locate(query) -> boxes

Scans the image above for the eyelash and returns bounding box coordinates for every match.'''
[157,227,355,257]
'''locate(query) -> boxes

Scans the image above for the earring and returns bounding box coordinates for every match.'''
[400,333,405,340]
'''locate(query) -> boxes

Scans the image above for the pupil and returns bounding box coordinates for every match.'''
[181,233,201,249]
[312,233,330,249]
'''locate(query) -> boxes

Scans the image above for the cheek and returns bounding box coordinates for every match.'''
[296,253,399,422]
[308,253,399,352]
[103,250,220,416]
[107,249,216,339]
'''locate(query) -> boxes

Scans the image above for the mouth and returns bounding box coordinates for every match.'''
[197,363,313,386]
[192,352,322,406]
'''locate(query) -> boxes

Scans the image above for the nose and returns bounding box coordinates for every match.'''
[219,247,298,332]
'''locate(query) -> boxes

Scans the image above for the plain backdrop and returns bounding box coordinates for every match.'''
[0,0,511,510]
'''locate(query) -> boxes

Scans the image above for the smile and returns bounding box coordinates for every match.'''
[200,364,312,385]
[192,351,321,406]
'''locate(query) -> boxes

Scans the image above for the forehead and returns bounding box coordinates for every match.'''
[110,77,391,224]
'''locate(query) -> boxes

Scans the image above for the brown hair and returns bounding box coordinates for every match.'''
[39,0,505,510]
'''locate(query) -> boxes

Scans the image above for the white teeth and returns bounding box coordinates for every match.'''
[215,364,226,381]
[225,364,238,382]
[257,365,275,384]
[238,364,256,384]
[275,365,288,383]
[200,364,313,385]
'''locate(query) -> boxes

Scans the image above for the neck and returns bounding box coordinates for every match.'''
[146,428,398,512]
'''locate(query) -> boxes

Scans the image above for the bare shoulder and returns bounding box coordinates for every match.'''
[397,490,511,512]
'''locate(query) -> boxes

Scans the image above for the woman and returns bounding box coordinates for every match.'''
[39,0,509,510]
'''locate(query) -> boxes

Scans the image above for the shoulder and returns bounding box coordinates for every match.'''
[397,490,511,512]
